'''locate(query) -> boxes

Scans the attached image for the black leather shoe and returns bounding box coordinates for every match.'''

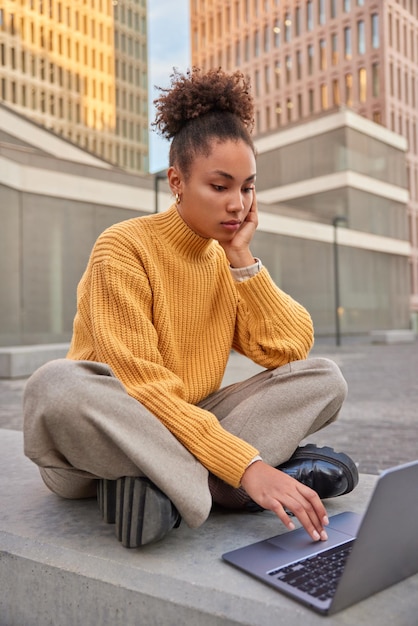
[277,444,359,499]
[97,476,181,547]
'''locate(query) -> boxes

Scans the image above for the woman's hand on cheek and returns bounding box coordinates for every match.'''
[220,191,258,268]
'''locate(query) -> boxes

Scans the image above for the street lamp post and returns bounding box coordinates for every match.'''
[154,169,167,214]
[332,216,348,347]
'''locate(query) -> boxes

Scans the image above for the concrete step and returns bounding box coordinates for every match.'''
[0,343,69,378]
[1,430,417,626]
[370,329,416,344]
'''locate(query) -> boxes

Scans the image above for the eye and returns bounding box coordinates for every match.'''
[243,186,255,194]
[212,184,226,192]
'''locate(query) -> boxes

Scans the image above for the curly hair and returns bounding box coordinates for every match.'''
[152,67,256,177]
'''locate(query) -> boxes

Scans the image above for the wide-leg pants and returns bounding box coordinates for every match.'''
[23,357,347,528]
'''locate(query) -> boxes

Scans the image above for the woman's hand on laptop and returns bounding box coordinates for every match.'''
[241,460,329,542]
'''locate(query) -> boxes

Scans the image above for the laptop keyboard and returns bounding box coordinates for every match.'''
[268,540,355,602]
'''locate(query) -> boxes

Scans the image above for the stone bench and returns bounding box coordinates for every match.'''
[1,430,417,625]
[370,329,416,345]
[0,343,69,378]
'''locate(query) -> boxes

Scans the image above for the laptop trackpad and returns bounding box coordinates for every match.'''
[267,512,361,556]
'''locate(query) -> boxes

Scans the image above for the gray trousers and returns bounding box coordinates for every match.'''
[23,357,347,528]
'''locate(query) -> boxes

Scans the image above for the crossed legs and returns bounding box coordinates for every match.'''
[23,357,347,527]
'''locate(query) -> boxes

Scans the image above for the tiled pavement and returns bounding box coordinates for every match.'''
[1,338,417,475]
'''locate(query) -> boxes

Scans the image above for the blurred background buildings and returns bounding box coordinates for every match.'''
[0,0,416,347]
[0,0,149,173]
[190,0,418,328]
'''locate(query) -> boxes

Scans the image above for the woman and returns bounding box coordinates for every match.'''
[23,68,358,548]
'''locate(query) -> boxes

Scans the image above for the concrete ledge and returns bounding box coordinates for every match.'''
[0,343,69,378]
[1,431,417,625]
[370,329,416,345]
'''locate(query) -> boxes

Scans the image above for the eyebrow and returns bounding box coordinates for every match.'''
[210,170,256,182]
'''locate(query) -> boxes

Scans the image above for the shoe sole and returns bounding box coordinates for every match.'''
[290,444,359,493]
[97,476,180,548]
[97,478,117,524]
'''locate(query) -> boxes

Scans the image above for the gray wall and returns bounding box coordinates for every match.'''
[0,189,411,346]
[0,185,144,346]
[251,230,410,336]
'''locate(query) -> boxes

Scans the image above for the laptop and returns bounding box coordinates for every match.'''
[222,460,418,615]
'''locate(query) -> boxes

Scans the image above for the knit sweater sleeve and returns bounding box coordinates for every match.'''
[70,257,258,488]
[232,266,314,365]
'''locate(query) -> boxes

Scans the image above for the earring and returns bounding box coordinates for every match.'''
[175,193,181,205]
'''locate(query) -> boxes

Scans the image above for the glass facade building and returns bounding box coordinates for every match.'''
[191,0,418,326]
[0,0,148,173]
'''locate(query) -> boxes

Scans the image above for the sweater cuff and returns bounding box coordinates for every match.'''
[229,258,262,282]
[246,454,263,468]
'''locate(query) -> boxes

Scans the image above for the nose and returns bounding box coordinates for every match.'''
[226,189,245,213]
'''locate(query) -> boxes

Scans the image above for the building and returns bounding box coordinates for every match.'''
[190,0,418,328]
[0,102,410,345]
[0,0,149,174]
[0,103,166,346]
[253,109,410,336]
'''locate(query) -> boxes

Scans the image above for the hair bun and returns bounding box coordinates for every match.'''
[153,67,254,139]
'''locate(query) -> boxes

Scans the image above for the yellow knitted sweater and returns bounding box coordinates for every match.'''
[68,205,314,487]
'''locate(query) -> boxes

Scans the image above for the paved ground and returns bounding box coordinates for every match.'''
[1,337,417,475]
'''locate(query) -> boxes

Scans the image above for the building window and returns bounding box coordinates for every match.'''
[254,30,260,56]
[321,84,328,109]
[345,73,353,106]
[371,13,379,49]
[295,6,301,36]
[372,63,380,98]
[297,93,302,117]
[307,43,314,74]
[395,21,401,55]
[344,26,352,59]
[389,61,394,96]
[235,1,240,25]
[307,1,313,31]
[296,49,302,79]
[264,64,271,93]
[264,24,270,52]
[286,97,293,122]
[330,0,337,18]
[285,54,292,83]
[358,67,367,103]
[308,88,314,113]
[255,110,260,133]
[284,12,292,42]
[332,78,340,105]
[332,33,338,65]
[254,69,260,96]
[235,41,241,65]
[343,0,351,12]
[275,61,281,88]
[274,19,281,47]
[319,0,326,25]
[319,38,327,70]
[357,20,365,54]
[244,0,250,21]
[275,102,282,126]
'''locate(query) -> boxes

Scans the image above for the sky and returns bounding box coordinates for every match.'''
[147,1,191,173]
